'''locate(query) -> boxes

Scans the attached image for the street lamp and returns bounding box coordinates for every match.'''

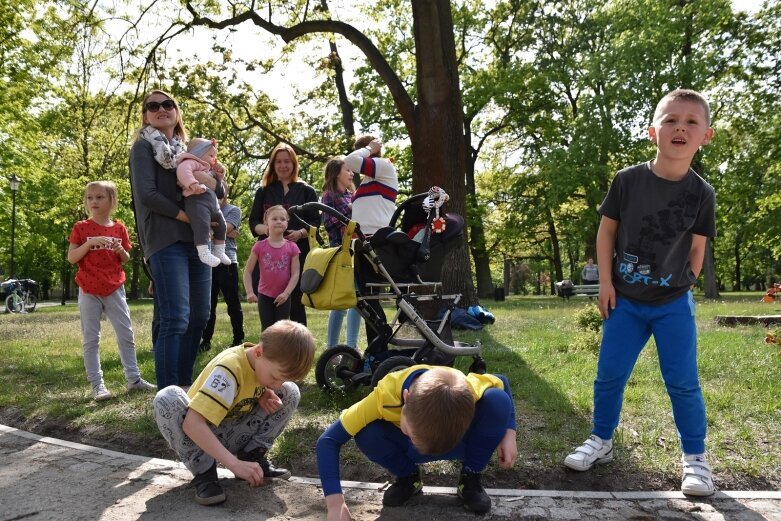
[9,175,20,279]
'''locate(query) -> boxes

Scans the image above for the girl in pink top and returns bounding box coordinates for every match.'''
[243,205,301,331]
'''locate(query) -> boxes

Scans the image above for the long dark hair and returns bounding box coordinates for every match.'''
[322,156,354,196]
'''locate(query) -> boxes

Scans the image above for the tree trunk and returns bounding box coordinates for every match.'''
[410,0,474,303]
[464,120,493,299]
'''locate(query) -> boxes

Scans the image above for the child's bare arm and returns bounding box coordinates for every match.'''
[275,255,300,306]
[596,216,619,319]
[67,237,111,264]
[496,428,518,468]
[243,252,258,303]
[689,234,707,279]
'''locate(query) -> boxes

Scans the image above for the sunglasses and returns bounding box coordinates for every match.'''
[144,100,177,112]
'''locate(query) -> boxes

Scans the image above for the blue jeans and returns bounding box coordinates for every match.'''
[326,308,361,348]
[149,242,211,388]
[593,292,706,454]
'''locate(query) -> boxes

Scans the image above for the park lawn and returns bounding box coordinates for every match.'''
[0,293,778,490]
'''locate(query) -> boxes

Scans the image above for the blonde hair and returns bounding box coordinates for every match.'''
[84,181,119,214]
[653,89,711,126]
[135,89,187,141]
[262,144,300,187]
[259,320,316,380]
[264,204,289,224]
[403,368,475,455]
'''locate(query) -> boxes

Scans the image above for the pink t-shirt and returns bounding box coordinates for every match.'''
[252,239,300,298]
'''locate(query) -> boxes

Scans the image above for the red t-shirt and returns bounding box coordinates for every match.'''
[69,219,131,296]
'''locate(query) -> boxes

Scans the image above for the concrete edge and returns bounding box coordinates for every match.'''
[3,424,779,501]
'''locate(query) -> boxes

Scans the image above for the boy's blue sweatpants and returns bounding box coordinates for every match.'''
[593,291,706,454]
[354,388,512,477]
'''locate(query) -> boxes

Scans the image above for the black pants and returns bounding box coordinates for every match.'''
[253,263,306,326]
[202,263,245,345]
[258,294,292,331]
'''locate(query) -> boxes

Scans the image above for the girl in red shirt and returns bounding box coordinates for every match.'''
[68,181,156,401]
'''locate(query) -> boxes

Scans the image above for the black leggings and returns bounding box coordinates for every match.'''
[258,294,291,331]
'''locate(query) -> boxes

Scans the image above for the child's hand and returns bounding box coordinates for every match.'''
[212,162,226,179]
[326,494,352,521]
[247,293,258,303]
[496,429,518,469]
[598,283,616,319]
[109,240,124,255]
[229,459,265,487]
[274,292,289,306]
[258,388,283,415]
[189,182,206,194]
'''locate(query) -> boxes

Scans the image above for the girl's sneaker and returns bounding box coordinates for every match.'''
[563,435,613,471]
[681,454,714,496]
[92,382,113,401]
[127,378,157,392]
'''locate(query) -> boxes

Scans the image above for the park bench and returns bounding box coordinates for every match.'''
[555,280,599,300]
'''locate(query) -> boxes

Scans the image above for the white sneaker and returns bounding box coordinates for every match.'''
[681,454,714,496]
[92,382,113,401]
[564,435,613,471]
[127,378,157,392]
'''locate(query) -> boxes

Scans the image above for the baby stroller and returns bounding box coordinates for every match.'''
[290,188,486,392]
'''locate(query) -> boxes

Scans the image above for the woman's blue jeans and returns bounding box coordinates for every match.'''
[149,242,211,388]
[326,307,361,347]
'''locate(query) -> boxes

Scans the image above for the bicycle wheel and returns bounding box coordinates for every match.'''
[24,293,37,312]
[5,294,23,313]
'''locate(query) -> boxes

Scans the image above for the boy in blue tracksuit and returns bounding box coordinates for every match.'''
[317,365,517,519]
[563,89,716,496]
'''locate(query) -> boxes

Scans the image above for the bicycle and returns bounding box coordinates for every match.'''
[2,278,39,313]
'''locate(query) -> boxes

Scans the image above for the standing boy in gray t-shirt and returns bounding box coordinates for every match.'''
[563,89,717,497]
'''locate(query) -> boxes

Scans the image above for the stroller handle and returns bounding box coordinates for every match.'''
[289,202,368,240]
[388,192,429,229]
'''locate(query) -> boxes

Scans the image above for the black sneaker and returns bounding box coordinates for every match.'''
[236,447,291,480]
[199,340,212,352]
[231,337,244,347]
[382,467,422,507]
[192,463,226,506]
[457,472,491,514]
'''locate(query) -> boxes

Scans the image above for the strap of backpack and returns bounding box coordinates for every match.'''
[341,221,356,252]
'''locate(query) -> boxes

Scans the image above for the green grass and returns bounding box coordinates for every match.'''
[0,293,779,489]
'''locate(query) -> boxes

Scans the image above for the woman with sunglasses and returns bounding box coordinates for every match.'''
[130,89,220,388]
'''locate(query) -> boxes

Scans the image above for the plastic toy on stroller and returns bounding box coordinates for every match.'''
[289,188,486,392]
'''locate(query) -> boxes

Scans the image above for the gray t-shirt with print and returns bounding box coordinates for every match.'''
[598,162,716,304]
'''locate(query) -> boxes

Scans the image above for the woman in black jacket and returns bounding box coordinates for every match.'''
[248,144,319,326]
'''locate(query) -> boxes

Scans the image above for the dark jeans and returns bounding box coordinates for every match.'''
[202,263,245,345]
[148,242,211,388]
[258,294,292,331]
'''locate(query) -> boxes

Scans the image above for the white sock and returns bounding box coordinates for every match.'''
[213,243,231,265]
[196,244,220,267]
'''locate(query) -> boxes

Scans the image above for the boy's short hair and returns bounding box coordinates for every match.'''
[353,134,377,151]
[259,320,316,380]
[653,89,711,125]
[404,368,475,455]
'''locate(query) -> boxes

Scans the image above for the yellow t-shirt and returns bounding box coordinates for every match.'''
[187,346,263,426]
[339,365,504,437]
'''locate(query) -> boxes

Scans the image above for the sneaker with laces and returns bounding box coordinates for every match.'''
[681,454,714,496]
[382,467,422,507]
[92,382,113,401]
[236,447,291,480]
[564,435,613,471]
[457,472,491,514]
[192,462,226,505]
[127,378,157,392]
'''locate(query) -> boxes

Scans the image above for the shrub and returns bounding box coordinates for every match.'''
[574,304,602,333]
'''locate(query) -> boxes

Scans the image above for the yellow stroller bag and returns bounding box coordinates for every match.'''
[300,221,357,310]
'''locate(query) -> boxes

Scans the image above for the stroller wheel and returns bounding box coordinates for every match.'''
[370,356,415,388]
[315,345,363,392]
